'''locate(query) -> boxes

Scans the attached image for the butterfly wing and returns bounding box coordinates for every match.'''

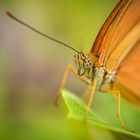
[106,19,140,71]
[91,0,140,106]
[106,0,140,71]
[114,40,140,106]
[104,0,140,106]
[91,0,131,65]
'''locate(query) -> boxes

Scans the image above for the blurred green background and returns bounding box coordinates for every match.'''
[0,0,140,140]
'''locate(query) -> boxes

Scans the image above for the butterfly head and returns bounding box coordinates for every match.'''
[74,52,96,78]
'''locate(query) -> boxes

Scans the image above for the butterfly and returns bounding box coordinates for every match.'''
[55,0,140,130]
[6,0,140,131]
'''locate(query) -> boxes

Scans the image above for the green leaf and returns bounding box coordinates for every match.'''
[61,90,140,140]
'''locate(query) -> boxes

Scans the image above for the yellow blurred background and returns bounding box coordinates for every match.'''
[0,0,140,140]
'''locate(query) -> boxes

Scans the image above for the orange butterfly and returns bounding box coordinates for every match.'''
[6,0,140,131]
[55,0,140,130]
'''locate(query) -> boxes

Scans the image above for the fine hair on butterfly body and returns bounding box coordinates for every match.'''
[6,0,140,131]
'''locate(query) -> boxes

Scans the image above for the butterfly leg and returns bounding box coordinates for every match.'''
[116,91,135,132]
[103,89,134,131]
[84,79,96,117]
[108,90,126,129]
[116,91,126,129]
[54,64,89,106]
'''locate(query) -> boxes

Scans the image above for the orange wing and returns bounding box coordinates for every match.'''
[91,0,140,106]
[105,0,140,106]
[91,0,131,64]
[106,19,140,72]
[114,40,140,106]
[106,0,140,71]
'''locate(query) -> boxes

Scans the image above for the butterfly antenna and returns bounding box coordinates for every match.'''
[6,11,80,53]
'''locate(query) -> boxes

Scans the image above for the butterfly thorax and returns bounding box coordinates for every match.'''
[74,52,117,91]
